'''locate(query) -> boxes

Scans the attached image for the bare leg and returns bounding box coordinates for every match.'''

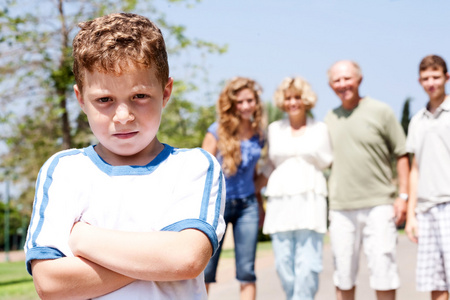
[376,289,395,300]
[432,291,449,300]
[336,286,355,300]
[240,282,256,300]
[205,283,210,294]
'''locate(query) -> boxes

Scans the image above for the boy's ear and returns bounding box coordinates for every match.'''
[446,72,450,82]
[162,77,174,108]
[74,85,86,111]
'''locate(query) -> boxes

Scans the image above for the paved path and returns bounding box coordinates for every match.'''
[209,234,428,300]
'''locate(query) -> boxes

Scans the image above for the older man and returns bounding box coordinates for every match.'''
[324,60,409,300]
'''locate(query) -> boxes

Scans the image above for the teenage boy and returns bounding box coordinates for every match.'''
[405,55,450,300]
[24,13,225,299]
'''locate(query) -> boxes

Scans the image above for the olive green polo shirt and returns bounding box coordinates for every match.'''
[325,97,406,210]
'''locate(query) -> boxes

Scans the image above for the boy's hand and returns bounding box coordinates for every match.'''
[405,215,419,243]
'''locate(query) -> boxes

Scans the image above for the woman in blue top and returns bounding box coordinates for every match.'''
[202,77,265,300]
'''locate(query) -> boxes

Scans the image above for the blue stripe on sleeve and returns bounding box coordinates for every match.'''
[199,149,214,221]
[213,171,224,229]
[25,168,43,252]
[29,150,81,249]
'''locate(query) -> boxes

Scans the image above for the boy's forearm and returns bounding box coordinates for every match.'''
[407,158,419,219]
[31,256,134,300]
[70,223,212,281]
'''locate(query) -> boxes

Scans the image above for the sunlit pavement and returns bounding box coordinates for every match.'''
[208,233,428,300]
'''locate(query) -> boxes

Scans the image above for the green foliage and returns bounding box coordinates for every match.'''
[264,101,285,124]
[0,202,28,250]
[158,81,216,148]
[401,97,412,135]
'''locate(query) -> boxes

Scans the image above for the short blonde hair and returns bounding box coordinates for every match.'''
[273,77,317,111]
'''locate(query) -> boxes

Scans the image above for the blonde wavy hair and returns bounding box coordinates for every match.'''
[273,77,317,111]
[217,77,264,176]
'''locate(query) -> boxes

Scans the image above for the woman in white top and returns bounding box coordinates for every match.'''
[262,77,332,300]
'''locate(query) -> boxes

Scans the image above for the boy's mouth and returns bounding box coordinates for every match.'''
[113,131,138,139]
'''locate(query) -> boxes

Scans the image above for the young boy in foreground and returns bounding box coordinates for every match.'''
[24,13,226,299]
[405,55,450,300]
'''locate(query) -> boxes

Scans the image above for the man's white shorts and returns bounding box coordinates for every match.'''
[329,205,400,291]
[416,202,450,291]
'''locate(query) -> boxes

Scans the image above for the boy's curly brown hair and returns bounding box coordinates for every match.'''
[73,13,169,93]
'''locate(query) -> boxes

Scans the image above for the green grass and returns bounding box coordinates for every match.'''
[0,261,38,300]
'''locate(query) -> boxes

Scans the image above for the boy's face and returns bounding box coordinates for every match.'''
[419,67,449,100]
[74,66,173,166]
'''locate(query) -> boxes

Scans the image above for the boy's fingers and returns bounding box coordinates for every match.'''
[406,225,418,243]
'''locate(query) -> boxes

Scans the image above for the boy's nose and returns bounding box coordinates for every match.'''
[113,104,135,124]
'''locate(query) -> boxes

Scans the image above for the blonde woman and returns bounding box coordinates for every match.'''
[202,77,265,300]
[262,77,332,300]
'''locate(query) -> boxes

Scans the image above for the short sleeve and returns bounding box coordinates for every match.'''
[312,122,333,170]
[207,122,219,140]
[161,148,226,256]
[24,150,84,275]
[405,114,419,154]
[383,107,407,157]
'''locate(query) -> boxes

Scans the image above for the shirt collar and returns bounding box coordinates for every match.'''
[422,95,450,118]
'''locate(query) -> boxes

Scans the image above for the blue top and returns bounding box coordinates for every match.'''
[208,122,264,200]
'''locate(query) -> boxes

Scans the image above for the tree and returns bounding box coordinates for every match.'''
[158,80,217,148]
[0,0,226,212]
[0,201,26,250]
[264,101,285,125]
[401,97,412,135]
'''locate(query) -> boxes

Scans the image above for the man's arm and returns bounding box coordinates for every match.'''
[393,154,410,226]
[405,156,419,243]
[69,223,213,281]
[31,257,134,300]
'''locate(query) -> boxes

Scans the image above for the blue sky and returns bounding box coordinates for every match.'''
[157,0,449,121]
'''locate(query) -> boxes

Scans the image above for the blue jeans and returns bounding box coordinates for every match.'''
[204,194,259,283]
[271,230,324,300]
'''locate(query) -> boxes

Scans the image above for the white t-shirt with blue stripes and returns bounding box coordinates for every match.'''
[25,144,226,299]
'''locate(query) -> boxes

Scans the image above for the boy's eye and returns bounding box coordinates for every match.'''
[98,97,111,103]
[134,94,148,99]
